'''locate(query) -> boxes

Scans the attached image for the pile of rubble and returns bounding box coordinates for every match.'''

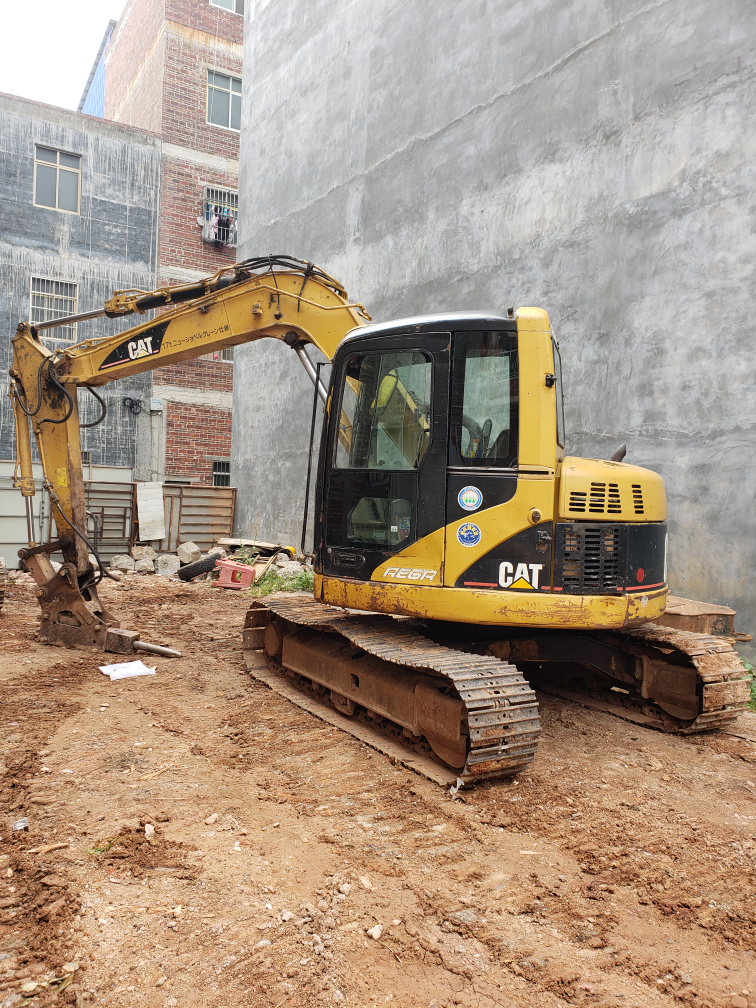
[6,542,310,588]
[108,541,226,579]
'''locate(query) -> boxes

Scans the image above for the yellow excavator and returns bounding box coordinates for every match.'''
[8,256,751,787]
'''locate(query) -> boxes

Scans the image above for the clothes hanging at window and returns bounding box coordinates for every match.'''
[197,214,218,243]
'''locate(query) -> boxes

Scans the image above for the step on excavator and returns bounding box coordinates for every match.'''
[8,256,752,787]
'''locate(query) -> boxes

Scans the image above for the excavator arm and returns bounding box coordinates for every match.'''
[8,256,369,651]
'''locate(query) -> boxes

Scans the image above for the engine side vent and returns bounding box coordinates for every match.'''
[589,482,606,512]
[607,483,622,513]
[631,484,644,514]
[554,523,627,594]
[568,491,587,513]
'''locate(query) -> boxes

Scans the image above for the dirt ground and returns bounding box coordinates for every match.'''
[2,575,756,1008]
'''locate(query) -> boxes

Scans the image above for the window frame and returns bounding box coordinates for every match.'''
[200,184,238,248]
[212,460,232,487]
[448,331,519,469]
[206,69,242,132]
[552,336,566,450]
[33,146,81,214]
[210,0,244,13]
[29,276,78,342]
[333,348,434,472]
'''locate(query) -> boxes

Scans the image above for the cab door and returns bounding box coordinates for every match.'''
[318,333,449,583]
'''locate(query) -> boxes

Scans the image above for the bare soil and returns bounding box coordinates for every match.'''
[2,575,756,1008]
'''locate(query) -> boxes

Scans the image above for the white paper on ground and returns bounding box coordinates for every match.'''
[136,481,166,541]
[98,660,156,681]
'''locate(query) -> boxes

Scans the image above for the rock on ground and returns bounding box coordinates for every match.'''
[110,554,135,572]
[154,554,181,577]
[131,545,158,562]
[177,541,201,564]
[134,558,155,574]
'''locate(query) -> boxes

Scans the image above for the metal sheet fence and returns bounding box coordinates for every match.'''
[147,484,237,553]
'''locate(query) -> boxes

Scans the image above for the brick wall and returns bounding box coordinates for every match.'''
[104,0,166,131]
[102,0,241,486]
[166,0,243,44]
[160,154,238,274]
[164,400,232,482]
[161,23,241,155]
[155,358,233,391]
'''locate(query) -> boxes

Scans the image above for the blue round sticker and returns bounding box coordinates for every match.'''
[458,486,483,512]
[457,522,482,547]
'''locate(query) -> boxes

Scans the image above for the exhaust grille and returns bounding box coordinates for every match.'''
[554,523,626,594]
[631,484,644,514]
[569,483,622,515]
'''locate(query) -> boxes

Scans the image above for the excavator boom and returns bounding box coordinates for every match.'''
[8,256,369,650]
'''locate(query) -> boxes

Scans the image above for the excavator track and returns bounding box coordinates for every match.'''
[242,596,541,787]
[481,622,751,735]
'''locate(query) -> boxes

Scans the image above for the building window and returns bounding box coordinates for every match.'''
[206,71,242,131]
[34,146,81,213]
[202,347,234,362]
[211,0,244,12]
[198,185,238,249]
[213,461,231,487]
[30,277,78,341]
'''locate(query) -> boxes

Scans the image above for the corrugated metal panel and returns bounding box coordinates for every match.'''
[84,482,135,565]
[148,485,236,553]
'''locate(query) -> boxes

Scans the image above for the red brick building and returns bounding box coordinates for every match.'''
[90,0,243,485]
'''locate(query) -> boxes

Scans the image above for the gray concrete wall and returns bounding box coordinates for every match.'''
[0,93,161,473]
[235,0,756,645]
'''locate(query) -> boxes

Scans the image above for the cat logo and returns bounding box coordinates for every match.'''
[127,335,157,360]
[98,321,169,371]
[499,562,544,589]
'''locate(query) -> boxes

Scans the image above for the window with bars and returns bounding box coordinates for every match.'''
[213,461,231,486]
[34,146,81,213]
[201,347,234,362]
[30,277,78,341]
[207,70,242,131]
[211,0,244,12]
[199,185,238,249]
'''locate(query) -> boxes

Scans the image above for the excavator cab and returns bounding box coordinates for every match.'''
[314,310,672,629]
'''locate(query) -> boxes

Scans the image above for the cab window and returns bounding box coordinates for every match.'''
[335,351,432,470]
[449,331,518,467]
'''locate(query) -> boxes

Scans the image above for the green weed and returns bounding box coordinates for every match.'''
[248,569,314,597]
[743,661,756,711]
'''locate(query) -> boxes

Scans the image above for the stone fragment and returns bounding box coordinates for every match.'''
[108,569,124,581]
[205,813,219,825]
[131,545,157,561]
[111,555,135,572]
[281,910,294,922]
[144,824,155,838]
[88,554,100,570]
[731,998,747,1008]
[359,876,373,889]
[177,541,201,564]
[135,558,155,574]
[338,883,351,895]
[207,547,227,558]
[154,554,181,577]
[155,976,167,987]
[277,560,304,575]
[38,898,65,920]
[366,924,383,940]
